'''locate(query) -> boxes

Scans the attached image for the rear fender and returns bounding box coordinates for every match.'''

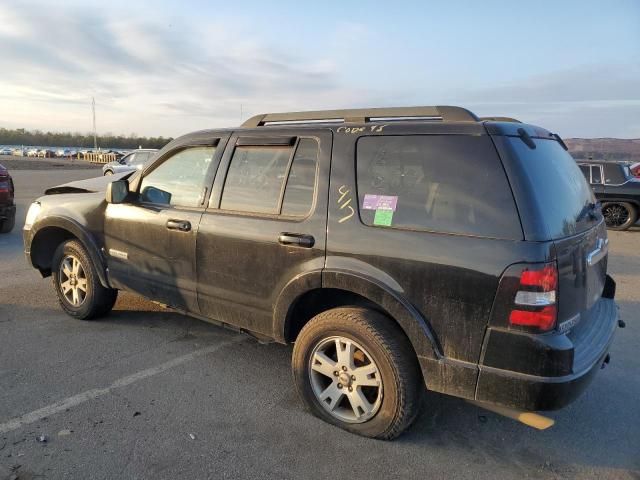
[322,269,441,359]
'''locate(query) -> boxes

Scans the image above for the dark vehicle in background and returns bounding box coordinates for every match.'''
[23,106,620,439]
[578,160,640,230]
[102,149,157,176]
[0,163,15,233]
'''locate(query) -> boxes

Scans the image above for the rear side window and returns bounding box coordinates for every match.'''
[221,145,291,214]
[281,139,318,216]
[590,165,602,184]
[220,138,318,216]
[356,135,521,239]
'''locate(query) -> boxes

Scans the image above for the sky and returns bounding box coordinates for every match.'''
[0,0,638,139]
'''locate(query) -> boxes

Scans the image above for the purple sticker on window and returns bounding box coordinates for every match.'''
[362,194,398,211]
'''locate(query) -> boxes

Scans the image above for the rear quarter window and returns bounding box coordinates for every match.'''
[356,135,522,239]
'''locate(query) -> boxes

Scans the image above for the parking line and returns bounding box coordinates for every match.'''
[0,335,246,435]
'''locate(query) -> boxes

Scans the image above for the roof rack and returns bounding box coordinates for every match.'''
[241,105,479,127]
[480,116,521,123]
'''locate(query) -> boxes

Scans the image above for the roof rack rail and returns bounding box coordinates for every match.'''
[241,105,479,127]
[480,116,521,123]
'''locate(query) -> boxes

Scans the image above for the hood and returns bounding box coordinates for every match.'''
[44,171,130,195]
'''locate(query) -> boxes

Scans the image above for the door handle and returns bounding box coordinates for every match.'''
[166,219,191,232]
[278,233,315,248]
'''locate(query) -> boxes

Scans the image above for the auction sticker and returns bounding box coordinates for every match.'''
[373,209,394,226]
[362,194,398,211]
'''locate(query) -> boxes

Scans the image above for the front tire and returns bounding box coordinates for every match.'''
[104,169,114,176]
[52,240,117,319]
[292,307,422,439]
[602,202,637,231]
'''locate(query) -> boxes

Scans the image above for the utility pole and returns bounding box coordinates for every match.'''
[92,97,97,150]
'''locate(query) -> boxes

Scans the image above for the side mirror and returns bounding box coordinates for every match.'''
[106,179,129,204]
[140,186,172,205]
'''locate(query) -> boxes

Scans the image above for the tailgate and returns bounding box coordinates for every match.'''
[554,221,608,333]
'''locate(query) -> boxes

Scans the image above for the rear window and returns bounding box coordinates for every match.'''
[356,135,522,239]
[505,137,596,238]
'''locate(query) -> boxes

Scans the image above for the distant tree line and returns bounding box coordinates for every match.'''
[571,151,640,161]
[0,127,172,149]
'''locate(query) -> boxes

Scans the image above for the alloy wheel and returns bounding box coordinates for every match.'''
[308,336,383,423]
[59,254,88,306]
[603,204,629,228]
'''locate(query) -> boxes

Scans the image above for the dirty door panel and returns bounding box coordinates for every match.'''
[196,131,331,337]
[105,143,224,312]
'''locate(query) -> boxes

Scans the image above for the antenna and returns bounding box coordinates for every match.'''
[92,97,97,150]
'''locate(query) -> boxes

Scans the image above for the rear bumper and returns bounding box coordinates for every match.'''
[0,204,15,219]
[476,295,618,411]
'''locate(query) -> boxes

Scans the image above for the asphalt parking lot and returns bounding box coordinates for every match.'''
[1,169,639,480]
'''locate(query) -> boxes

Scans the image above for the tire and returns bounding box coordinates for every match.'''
[52,239,118,319]
[292,307,422,439]
[602,202,637,231]
[0,211,15,233]
[104,170,114,176]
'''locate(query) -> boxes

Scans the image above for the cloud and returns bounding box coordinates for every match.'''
[445,64,640,137]
[0,2,366,136]
[0,2,637,138]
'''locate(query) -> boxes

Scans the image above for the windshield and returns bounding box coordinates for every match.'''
[504,136,598,239]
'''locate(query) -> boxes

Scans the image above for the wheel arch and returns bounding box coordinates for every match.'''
[28,217,110,288]
[275,270,442,361]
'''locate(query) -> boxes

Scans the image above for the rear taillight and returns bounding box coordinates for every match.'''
[509,263,558,331]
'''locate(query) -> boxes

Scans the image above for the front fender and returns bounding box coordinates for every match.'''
[26,215,110,288]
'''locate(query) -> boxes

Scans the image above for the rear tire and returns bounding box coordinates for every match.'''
[52,240,117,320]
[292,307,422,440]
[104,170,114,176]
[0,211,15,233]
[602,202,637,231]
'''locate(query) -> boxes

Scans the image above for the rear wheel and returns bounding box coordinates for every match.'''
[52,240,117,319]
[0,211,15,233]
[292,307,422,439]
[602,202,637,230]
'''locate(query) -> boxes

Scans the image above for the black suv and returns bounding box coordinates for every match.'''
[577,160,640,230]
[23,106,620,439]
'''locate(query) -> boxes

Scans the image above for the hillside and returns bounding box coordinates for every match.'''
[566,138,640,162]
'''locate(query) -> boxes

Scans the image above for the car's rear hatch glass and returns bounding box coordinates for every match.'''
[501,136,598,239]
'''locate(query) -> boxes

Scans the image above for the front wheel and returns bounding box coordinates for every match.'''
[602,202,637,231]
[104,169,114,176]
[292,307,422,439]
[52,240,118,319]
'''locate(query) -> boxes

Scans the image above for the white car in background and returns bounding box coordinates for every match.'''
[102,149,158,175]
